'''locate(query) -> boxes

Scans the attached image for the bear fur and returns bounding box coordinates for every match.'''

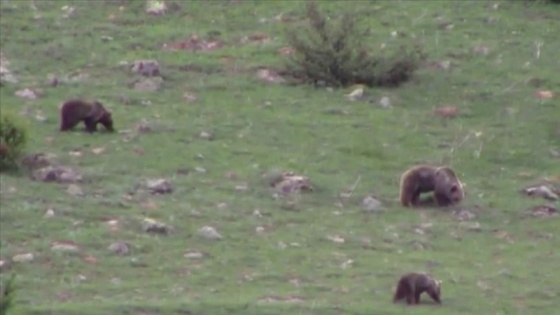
[393,272,442,305]
[59,99,114,132]
[399,165,465,207]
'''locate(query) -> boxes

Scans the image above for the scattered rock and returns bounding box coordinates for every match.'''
[431,60,451,70]
[133,77,163,92]
[31,166,83,183]
[145,178,173,194]
[198,130,214,140]
[437,22,454,30]
[0,52,18,84]
[452,209,476,221]
[196,226,222,240]
[528,205,558,218]
[277,47,294,56]
[91,147,106,155]
[143,218,169,234]
[522,185,559,201]
[163,35,224,52]
[184,251,206,259]
[346,85,365,101]
[21,152,54,170]
[44,208,55,218]
[194,166,207,173]
[256,68,285,84]
[12,253,34,263]
[241,33,272,45]
[257,295,305,304]
[135,119,154,133]
[361,195,382,212]
[66,184,84,196]
[434,106,460,118]
[269,171,313,195]
[15,88,38,100]
[0,257,10,272]
[460,221,482,232]
[108,242,131,255]
[145,0,167,15]
[327,235,346,244]
[535,90,554,100]
[182,91,197,103]
[131,59,160,76]
[378,96,391,108]
[51,241,80,252]
[473,45,490,56]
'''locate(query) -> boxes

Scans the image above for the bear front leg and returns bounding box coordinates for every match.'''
[84,118,98,132]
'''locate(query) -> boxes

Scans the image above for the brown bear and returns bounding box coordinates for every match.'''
[59,99,114,132]
[393,272,442,305]
[399,165,465,207]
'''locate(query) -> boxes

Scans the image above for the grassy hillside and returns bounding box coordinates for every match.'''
[1,1,559,314]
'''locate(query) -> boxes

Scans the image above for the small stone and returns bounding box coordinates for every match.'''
[327,235,345,244]
[108,242,130,255]
[182,92,197,103]
[434,106,460,118]
[44,208,55,218]
[198,131,214,140]
[12,253,34,263]
[31,165,82,183]
[361,195,382,212]
[437,60,451,70]
[0,257,10,272]
[522,185,558,201]
[195,166,207,173]
[133,77,163,92]
[143,218,169,234]
[255,226,265,234]
[460,221,482,232]
[453,209,476,221]
[145,178,173,194]
[130,59,160,76]
[196,226,222,240]
[15,88,38,100]
[184,251,205,259]
[378,96,391,108]
[473,45,490,56]
[51,241,80,252]
[146,0,167,15]
[67,184,84,196]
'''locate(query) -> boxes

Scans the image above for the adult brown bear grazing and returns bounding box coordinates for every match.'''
[393,272,442,305]
[59,99,114,132]
[399,165,465,207]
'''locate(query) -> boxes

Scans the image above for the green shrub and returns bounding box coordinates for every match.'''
[0,110,28,172]
[284,1,425,88]
[0,274,17,315]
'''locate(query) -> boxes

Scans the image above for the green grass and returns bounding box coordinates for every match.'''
[1,0,559,314]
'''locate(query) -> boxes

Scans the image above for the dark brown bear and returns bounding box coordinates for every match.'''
[59,99,114,132]
[399,165,465,207]
[393,272,441,305]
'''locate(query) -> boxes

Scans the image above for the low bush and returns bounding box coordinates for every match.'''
[0,111,28,172]
[284,1,425,88]
[0,274,17,315]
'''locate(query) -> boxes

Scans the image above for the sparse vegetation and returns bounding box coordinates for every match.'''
[0,274,17,315]
[0,1,559,315]
[0,111,27,172]
[284,1,424,87]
